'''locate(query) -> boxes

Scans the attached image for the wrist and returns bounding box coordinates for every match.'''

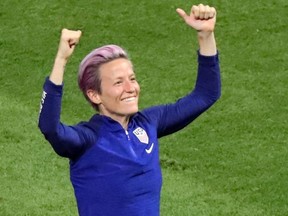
[54,55,68,67]
[49,56,67,85]
[198,32,217,56]
[197,31,214,40]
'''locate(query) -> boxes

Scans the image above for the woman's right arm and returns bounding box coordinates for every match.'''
[49,28,82,85]
[38,29,86,158]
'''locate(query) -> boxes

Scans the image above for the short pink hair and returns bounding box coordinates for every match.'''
[78,45,128,110]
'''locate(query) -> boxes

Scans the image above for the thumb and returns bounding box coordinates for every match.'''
[176,8,188,21]
[68,30,82,48]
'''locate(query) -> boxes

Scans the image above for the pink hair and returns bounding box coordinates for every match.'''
[78,45,128,110]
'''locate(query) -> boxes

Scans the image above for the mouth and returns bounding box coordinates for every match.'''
[121,96,137,102]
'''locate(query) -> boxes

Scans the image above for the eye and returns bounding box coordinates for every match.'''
[130,76,137,82]
[114,80,123,85]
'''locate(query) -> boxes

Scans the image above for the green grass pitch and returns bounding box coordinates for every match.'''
[0,0,287,215]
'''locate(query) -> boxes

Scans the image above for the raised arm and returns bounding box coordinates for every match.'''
[143,4,221,137]
[176,4,217,56]
[38,29,90,159]
[50,28,82,85]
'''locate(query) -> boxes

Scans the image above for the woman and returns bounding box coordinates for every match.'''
[38,4,221,216]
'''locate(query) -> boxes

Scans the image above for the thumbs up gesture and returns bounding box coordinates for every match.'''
[176,4,216,33]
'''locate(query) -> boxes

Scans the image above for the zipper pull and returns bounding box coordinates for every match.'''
[125,130,130,140]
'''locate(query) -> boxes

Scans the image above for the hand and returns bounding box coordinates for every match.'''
[176,4,216,33]
[56,28,82,61]
[49,29,82,85]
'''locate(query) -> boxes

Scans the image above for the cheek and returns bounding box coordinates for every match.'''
[135,82,141,93]
[101,86,121,101]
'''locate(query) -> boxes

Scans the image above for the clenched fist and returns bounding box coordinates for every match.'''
[56,28,82,61]
[176,4,216,33]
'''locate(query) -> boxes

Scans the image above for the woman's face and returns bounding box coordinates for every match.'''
[95,58,140,121]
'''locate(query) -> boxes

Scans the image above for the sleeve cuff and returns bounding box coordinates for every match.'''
[197,50,219,66]
[43,77,63,95]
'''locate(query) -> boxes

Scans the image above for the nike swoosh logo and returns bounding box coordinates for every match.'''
[145,143,154,154]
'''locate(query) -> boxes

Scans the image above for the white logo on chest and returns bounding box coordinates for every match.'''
[145,143,154,154]
[133,127,149,144]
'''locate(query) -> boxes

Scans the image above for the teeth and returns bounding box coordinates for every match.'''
[123,97,135,102]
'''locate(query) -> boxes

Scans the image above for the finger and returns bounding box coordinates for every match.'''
[68,39,77,48]
[198,4,205,19]
[62,29,81,38]
[66,30,82,48]
[176,8,189,21]
[73,30,82,45]
[192,5,200,19]
[209,7,216,19]
[68,39,79,48]
[76,30,82,39]
[204,5,211,20]
[204,6,216,20]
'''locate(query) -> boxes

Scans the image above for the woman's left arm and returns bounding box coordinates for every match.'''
[142,4,221,137]
[143,51,220,137]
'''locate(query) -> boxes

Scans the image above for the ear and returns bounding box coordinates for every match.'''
[86,89,102,105]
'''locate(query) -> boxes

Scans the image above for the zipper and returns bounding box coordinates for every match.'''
[125,129,137,158]
[125,130,130,140]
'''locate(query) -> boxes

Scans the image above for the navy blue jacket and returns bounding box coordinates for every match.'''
[38,53,221,216]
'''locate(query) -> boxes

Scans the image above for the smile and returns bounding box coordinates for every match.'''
[121,97,136,102]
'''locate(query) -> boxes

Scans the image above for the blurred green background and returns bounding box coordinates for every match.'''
[0,0,287,215]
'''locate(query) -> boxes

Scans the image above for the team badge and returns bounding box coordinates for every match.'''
[133,127,149,144]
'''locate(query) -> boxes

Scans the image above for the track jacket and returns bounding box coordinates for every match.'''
[38,53,221,216]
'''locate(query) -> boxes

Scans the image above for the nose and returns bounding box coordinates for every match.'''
[124,80,134,92]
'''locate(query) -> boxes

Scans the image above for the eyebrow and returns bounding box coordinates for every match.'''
[113,73,136,80]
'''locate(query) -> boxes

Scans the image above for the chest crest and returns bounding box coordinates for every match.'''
[133,127,149,144]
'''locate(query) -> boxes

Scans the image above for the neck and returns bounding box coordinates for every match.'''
[99,112,130,130]
[117,116,130,130]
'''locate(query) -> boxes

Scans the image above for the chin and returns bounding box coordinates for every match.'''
[125,108,138,116]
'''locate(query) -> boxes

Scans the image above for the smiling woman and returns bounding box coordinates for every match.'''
[85,56,140,128]
[38,3,221,216]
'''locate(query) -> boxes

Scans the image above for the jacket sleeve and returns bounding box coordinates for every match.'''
[38,78,91,158]
[142,52,221,138]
